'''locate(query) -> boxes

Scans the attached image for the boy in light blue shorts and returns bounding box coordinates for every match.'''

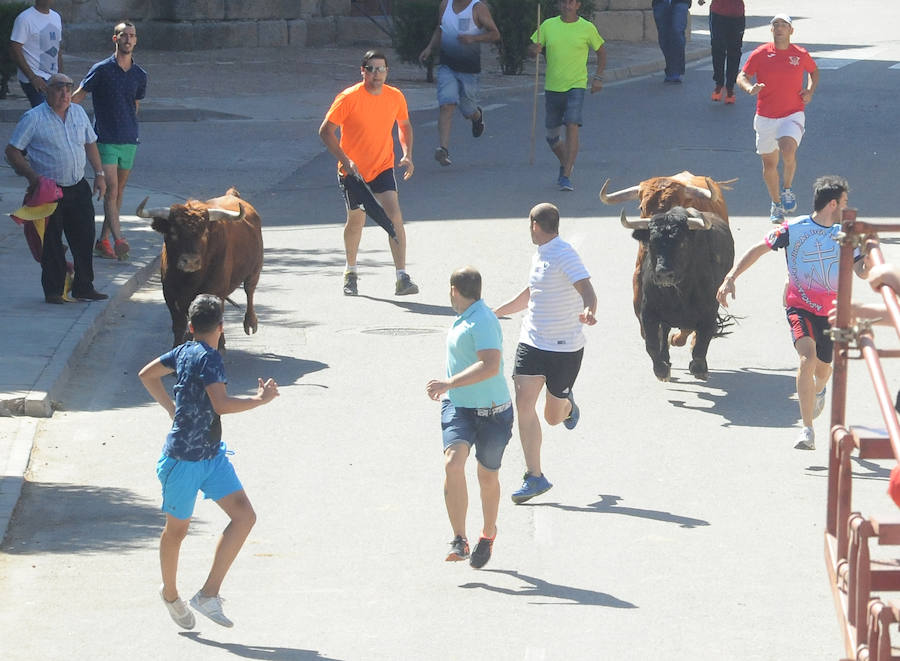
[139,294,279,629]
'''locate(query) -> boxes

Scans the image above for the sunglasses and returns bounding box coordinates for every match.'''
[363,65,388,74]
[48,82,74,90]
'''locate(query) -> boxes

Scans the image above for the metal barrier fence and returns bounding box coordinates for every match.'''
[826,213,900,660]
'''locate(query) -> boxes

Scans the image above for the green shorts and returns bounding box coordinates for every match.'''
[97,142,138,170]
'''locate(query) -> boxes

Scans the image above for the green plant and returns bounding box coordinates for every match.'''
[489,0,596,75]
[392,0,440,82]
[0,2,29,98]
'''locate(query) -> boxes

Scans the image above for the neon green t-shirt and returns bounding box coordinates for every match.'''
[532,16,604,92]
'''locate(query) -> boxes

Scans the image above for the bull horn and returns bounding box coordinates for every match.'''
[684,207,713,230]
[207,203,245,222]
[136,196,171,219]
[681,183,713,201]
[620,209,649,230]
[600,179,641,205]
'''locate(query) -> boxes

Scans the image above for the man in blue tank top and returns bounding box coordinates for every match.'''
[419,0,500,167]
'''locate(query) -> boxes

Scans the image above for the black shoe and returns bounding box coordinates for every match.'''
[471,107,484,138]
[446,535,469,561]
[73,289,108,301]
[44,295,65,304]
[395,273,419,296]
[343,271,358,296]
[469,534,494,569]
[434,146,452,167]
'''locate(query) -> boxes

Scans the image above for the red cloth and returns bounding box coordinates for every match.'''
[889,465,900,508]
[709,0,744,17]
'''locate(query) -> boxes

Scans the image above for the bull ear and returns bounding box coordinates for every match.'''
[151,217,169,234]
[631,229,650,243]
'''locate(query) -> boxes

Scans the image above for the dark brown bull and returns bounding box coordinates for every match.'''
[138,187,263,348]
[600,171,736,346]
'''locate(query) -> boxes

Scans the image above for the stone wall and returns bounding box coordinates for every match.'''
[0,0,683,51]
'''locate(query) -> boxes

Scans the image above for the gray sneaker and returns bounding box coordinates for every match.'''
[395,273,419,295]
[160,585,195,629]
[343,271,358,296]
[190,591,233,628]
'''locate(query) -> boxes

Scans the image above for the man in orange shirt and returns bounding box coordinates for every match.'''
[319,50,418,296]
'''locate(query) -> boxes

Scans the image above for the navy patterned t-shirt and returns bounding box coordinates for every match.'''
[79,55,147,144]
[159,341,226,461]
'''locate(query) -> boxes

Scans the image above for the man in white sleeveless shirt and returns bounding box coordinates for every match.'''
[419,0,500,167]
[494,203,597,504]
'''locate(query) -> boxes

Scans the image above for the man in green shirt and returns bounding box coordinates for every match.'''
[530,0,606,191]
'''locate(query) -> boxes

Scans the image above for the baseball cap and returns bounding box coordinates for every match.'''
[770,14,793,25]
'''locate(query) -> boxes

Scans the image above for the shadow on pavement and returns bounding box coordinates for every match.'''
[459,568,637,608]
[1,481,160,554]
[222,350,328,387]
[524,494,709,529]
[179,632,342,660]
[666,366,798,428]
[357,295,455,318]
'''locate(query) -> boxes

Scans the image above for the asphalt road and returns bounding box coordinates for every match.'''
[2,1,900,659]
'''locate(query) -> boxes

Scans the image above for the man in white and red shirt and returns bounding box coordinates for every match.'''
[737,14,818,223]
[716,176,868,452]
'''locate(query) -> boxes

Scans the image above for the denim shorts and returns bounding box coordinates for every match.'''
[156,442,243,520]
[436,65,479,118]
[545,88,586,129]
[441,399,513,471]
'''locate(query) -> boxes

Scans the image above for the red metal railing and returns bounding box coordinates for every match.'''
[826,214,900,660]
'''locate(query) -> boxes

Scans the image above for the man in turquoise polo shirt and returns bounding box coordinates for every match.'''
[530,0,606,191]
[426,267,513,569]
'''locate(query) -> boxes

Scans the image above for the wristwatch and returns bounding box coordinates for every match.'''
[95,171,105,176]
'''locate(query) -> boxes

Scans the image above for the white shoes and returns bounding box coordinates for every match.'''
[190,591,234,628]
[794,426,816,450]
[813,387,827,419]
[159,584,195,629]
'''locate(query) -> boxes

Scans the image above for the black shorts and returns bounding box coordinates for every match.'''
[513,343,584,399]
[338,167,396,212]
[786,306,833,363]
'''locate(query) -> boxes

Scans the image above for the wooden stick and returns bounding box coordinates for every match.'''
[529,3,541,165]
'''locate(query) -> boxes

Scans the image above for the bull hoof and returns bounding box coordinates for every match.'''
[243,314,258,335]
[653,362,671,382]
[689,359,709,381]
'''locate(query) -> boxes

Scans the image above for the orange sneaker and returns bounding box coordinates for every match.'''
[711,86,723,102]
[114,237,130,260]
[94,238,115,259]
[724,90,736,104]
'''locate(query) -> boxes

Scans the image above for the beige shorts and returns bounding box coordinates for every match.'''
[754,111,805,154]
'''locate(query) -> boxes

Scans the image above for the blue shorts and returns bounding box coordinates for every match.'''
[436,65,479,118]
[156,443,243,520]
[441,399,513,471]
[545,88,586,130]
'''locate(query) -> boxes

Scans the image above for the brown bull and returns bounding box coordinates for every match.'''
[600,171,736,345]
[138,187,263,348]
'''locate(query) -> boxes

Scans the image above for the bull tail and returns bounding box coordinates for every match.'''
[225,296,244,311]
[715,307,740,337]
[226,186,242,199]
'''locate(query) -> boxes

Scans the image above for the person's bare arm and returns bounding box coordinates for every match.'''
[205,379,279,415]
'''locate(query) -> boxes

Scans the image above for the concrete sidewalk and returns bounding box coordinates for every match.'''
[0,38,709,536]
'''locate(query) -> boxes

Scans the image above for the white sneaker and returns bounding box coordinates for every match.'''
[794,426,815,450]
[190,591,234,627]
[160,585,195,629]
[813,387,827,419]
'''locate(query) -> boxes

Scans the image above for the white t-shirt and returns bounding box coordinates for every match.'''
[10,6,62,83]
[519,236,591,352]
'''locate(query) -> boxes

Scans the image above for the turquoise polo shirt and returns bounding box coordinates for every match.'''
[447,299,511,409]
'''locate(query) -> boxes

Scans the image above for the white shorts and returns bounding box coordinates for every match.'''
[754,111,805,154]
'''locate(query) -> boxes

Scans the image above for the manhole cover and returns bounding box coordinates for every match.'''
[359,327,441,336]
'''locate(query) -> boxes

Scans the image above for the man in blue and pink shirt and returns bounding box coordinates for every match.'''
[716,176,868,451]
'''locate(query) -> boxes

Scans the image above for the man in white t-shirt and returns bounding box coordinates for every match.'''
[494,203,597,504]
[9,0,63,107]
